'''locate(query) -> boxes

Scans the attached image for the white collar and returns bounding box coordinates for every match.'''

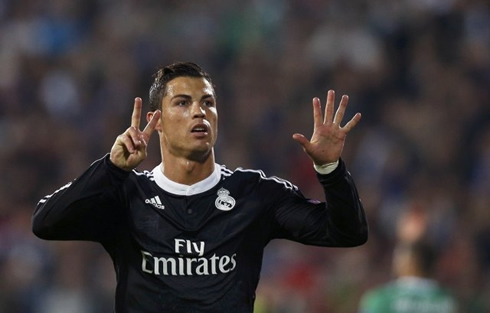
[151,163,221,196]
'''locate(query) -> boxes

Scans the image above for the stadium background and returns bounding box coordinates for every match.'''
[0,0,489,312]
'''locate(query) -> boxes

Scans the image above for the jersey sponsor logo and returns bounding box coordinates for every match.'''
[215,188,236,211]
[145,196,164,209]
[141,239,237,276]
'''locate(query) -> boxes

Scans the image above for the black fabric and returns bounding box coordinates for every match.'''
[32,155,367,313]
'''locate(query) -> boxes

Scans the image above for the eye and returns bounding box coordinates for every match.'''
[177,100,188,106]
[203,100,215,107]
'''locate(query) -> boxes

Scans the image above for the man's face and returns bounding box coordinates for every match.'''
[156,76,218,161]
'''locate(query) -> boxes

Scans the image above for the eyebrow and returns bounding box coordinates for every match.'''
[171,94,215,101]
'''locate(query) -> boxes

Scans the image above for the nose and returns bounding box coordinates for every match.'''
[191,102,206,118]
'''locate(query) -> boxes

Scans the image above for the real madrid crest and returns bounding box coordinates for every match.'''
[215,188,236,211]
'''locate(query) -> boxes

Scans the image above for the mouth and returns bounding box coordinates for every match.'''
[191,123,210,135]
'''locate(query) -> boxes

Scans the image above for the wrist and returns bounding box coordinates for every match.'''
[313,160,339,175]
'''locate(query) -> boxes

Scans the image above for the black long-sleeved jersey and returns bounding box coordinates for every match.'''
[32,155,367,313]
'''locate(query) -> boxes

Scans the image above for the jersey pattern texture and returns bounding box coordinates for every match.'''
[33,155,367,313]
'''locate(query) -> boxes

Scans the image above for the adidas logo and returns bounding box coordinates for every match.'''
[145,196,164,209]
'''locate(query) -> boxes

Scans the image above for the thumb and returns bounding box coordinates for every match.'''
[292,133,310,150]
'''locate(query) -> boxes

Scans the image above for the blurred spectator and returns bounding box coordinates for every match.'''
[358,210,458,313]
[358,240,458,313]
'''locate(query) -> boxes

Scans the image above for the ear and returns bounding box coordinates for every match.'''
[147,111,162,131]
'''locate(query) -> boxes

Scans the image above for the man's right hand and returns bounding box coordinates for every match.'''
[110,97,161,171]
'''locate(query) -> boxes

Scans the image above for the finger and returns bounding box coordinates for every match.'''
[333,95,349,125]
[312,98,322,129]
[342,113,362,132]
[127,127,142,150]
[292,133,310,150]
[143,110,161,137]
[119,133,136,154]
[131,97,142,129]
[324,90,335,125]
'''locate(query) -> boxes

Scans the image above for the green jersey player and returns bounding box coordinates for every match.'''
[359,241,457,313]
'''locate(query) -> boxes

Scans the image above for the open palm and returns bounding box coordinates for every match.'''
[293,90,361,166]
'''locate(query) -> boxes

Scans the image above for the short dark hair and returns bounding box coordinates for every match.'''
[149,62,215,111]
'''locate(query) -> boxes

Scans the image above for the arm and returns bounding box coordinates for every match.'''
[32,98,161,242]
[32,156,129,241]
[270,90,367,246]
[316,158,368,246]
[269,159,367,247]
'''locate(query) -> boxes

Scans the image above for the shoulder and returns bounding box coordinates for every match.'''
[131,168,155,181]
[431,286,458,308]
[125,168,157,191]
[359,283,397,312]
[220,165,298,192]
[361,283,393,299]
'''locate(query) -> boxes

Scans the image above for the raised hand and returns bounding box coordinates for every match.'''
[110,97,161,171]
[292,90,361,166]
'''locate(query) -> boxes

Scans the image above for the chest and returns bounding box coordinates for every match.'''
[126,183,265,256]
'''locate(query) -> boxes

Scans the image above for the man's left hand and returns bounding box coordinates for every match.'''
[292,90,361,166]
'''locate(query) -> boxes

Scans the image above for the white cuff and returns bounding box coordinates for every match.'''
[313,160,339,175]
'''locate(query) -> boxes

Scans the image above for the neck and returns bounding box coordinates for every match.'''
[160,151,216,185]
[396,263,426,279]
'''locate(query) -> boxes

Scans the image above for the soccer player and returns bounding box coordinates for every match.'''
[358,241,458,313]
[32,62,368,313]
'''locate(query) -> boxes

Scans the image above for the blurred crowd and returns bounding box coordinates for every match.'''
[0,0,489,312]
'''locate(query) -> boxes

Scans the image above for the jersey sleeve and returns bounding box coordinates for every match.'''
[265,159,368,247]
[32,154,129,243]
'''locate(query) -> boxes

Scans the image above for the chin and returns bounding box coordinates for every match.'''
[187,146,213,162]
